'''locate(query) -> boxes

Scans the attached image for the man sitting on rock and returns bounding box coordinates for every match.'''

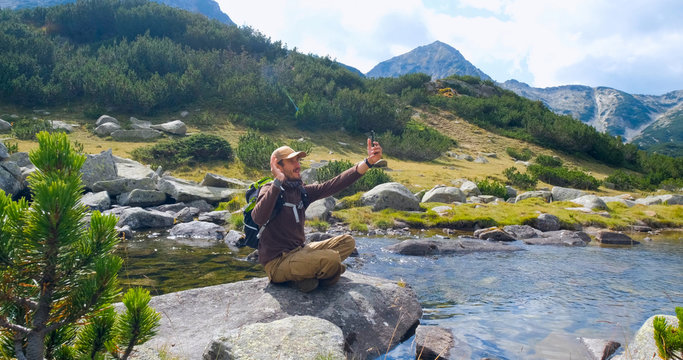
[252,138,382,292]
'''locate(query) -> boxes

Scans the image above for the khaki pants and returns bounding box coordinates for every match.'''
[264,234,355,287]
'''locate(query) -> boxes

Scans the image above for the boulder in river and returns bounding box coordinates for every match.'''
[385,237,522,256]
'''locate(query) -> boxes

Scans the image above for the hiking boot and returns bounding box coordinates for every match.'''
[292,278,319,293]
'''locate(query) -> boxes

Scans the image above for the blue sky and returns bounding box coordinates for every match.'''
[216,0,683,95]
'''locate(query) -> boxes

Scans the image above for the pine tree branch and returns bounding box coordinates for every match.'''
[0,293,38,311]
[0,316,31,334]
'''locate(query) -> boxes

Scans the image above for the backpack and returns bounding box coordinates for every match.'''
[239,177,310,248]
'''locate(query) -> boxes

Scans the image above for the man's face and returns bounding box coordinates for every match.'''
[280,157,302,181]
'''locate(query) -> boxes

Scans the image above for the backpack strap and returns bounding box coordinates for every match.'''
[257,181,286,239]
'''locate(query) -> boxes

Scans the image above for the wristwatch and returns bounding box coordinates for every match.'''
[364,158,374,168]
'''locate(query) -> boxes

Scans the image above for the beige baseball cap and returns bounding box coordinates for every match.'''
[272,146,307,161]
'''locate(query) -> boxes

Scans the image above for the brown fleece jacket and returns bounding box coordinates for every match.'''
[252,164,362,265]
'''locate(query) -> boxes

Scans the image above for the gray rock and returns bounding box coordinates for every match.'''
[551,186,586,201]
[503,225,543,239]
[169,220,226,240]
[157,176,240,204]
[150,120,186,135]
[112,207,175,230]
[474,227,516,242]
[636,194,683,206]
[81,149,118,190]
[459,181,481,197]
[137,272,422,360]
[223,229,243,247]
[187,199,215,213]
[96,115,119,126]
[455,154,474,161]
[199,173,250,188]
[516,190,552,203]
[533,213,561,232]
[467,195,499,204]
[305,232,334,243]
[473,156,489,164]
[0,162,24,196]
[385,237,522,256]
[93,177,156,196]
[80,191,111,211]
[113,156,156,179]
[153,203,188,213]
[361,182,420,211]
[430,205,452,216]
[305,197,336,220]
[611,315,677,360]
[94,122,121,136]
[0,142,8,159]
[8,152,31,167]
[571,195,608,210]
[111,129,162,142]
[505,186,517,199]
[523,230,590,246]
[0,119,11,132]
[117,189,167,207]
[49,120,77,132]
[180,111,189,118]
[129,117,151,129]
[204,316,345,360]
[579,337,620,360]
[415,325,470,360]
[115,225,133,240]
[421,185,466,203]
[174,207,200,223]
[198,210,232,225]
[595,231,639,245]
[482,152,497,158]
[301,168,317,184]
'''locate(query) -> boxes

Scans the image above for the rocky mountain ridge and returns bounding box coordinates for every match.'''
[366,40,491,81]
[499,80,683,150]
[0,0,235,25]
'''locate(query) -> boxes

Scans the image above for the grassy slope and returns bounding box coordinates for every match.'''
[3,102,634,197]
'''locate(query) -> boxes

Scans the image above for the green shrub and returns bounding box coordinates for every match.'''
[652,307,682,360]
[289,139,314,155]
[477,179,509,199]
[535,154,563,167]
[131,133,233,170]
[503,167,537,190]
[229,213,244,230]
[505,147,533,161]
[2,140,18,154]
[236,131,278,170]
[11,117,53,140]
[315,160,392,197]
[604,170,648,191]
[83,104,106,120]
[216,196,246,212]
[527,164,601,190]
[381,120,454,161]
[660,178,683,192]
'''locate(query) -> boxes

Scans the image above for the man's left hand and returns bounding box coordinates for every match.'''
[367,138,382,165]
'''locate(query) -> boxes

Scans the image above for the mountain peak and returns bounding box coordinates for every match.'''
[366,41,491,81]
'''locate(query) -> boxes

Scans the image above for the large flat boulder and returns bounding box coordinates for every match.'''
[421,185,466,204]
[150,120,186,135]
[595,230,639,245]
[157,176,241,204]
[117,189,167,207]
[361,182,420,211]
[523,230,590,247]
[113,156,156,179]
[93,177,157,196]
[81,149,118,190]
[169,220,227,240]
[204,316,345,360]
[111,129,162,142]
[199,173,250,188]
[0,162,23,196]
[385,237,522,256]
[551,186,586,201]
[516,190,552,203]
[137,272,422,360]
[305,197,336,220]
[612,315,677,360]
[110,207,175,230]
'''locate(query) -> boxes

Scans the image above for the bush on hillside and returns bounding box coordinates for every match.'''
[380,121,454,161]
[535,154,563,167]
[476,179,509,199]
[131,133,233,170]
[503,167,537,190]
[527,164,601,190]
[236,131,278,170]
[11,117,54,140]
[604,170,648,191]
[315,160,392,197]
[288,139,314,155]
[505,147,533,161]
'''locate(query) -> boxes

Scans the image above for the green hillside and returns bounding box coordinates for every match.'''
[0,0,681,190]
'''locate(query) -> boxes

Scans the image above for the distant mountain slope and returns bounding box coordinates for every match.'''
[367,40,491,81]
[0,0,235,25]
[631,105,683,157]
[499,80,683,151]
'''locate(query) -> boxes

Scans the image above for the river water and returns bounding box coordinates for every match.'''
[116,231,683,360]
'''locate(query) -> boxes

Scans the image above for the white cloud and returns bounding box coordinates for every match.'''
[216,0,683,94]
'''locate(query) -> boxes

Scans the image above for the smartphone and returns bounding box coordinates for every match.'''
[370,130,375,143]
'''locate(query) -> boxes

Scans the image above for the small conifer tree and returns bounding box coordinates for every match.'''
[0,132,159,359]
[653,307,683,360]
